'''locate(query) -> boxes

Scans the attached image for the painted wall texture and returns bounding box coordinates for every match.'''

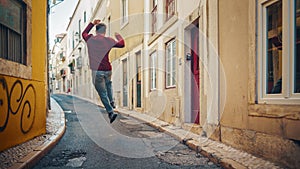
[108,0,145,62]
[0,0,47,151]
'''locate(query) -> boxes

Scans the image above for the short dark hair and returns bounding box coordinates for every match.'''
[96,23,106,34]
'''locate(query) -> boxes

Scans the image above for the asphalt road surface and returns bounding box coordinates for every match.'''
[33,94,222,169]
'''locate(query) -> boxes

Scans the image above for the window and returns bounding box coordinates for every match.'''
[0,0,26,65]
[166,39,176,88]
[258,0,300,104]
[84,11,86,23]
[72,31,75,49]
[266,1,282,94]
[295,0,300,93]
[166,0,175,21]
[136,52,142,83]
[108,16,111,36]
[150,51,157,90]
[151,0,158,34]
[121,0,128,26]
[78,19,81,40]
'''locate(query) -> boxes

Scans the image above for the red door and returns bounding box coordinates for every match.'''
[191,26,200,124]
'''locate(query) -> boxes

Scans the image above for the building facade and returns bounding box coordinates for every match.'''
[51,0,99,100]
[0,0,48,151]
[218,0,300,168]
[120,0,300,167]
[49,33,67,94]
[65,0,96,99]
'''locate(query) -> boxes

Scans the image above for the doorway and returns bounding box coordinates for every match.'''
[122,59,128,107]
[191,24,200,124]
[136,52,142,108]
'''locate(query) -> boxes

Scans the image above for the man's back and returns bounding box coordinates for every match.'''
[86,34,115,71]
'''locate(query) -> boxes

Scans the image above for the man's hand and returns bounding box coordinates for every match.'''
[93,19,101,25]
[114,32,125,47]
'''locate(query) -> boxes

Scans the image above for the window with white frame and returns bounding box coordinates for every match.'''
[150,51,157,90]
[0,0,26,65]
[295,0,300,93]
[166,39,176,88]
[121,0,128,26]
[258,0,300,104]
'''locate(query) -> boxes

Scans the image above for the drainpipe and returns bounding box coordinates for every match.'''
[47,0,51,111]
[216,0,221,141]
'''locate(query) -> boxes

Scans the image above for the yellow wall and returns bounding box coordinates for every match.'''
[32,0,47,81]
[0,76,46,151]
[0,0,47,151]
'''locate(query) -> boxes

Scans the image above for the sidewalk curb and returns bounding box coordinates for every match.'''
[8,99,66,169]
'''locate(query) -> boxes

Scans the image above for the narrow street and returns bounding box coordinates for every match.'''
[1,0,299,168]
[33,94,222,169]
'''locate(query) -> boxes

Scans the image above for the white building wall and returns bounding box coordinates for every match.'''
[143,0,150,98]
[66,0,102,100]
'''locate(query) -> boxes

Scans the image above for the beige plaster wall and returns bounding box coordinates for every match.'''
[108,0,144,61]
[162,88,178,124]
[219,0,249,129]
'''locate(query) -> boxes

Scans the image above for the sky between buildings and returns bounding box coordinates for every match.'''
[49,0,79,49]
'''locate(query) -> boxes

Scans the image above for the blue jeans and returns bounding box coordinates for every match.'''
[92,71,114,113]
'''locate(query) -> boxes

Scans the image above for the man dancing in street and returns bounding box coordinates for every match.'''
[82,19,125,123]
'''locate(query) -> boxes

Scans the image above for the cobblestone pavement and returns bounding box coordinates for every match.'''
[0,135,50,169]
[0,98,64,169]
[114,115,221,168]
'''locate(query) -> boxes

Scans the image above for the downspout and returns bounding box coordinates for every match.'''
[207,0,221,141]
[47,0,51,111]
[216,0,221,141]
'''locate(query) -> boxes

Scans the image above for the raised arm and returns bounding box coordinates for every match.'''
[113,32,125,48]
[82,22,94,41]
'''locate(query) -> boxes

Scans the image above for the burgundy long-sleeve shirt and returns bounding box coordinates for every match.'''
[82,22,125,71]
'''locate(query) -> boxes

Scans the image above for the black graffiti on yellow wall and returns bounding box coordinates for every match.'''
[0,77,36,134]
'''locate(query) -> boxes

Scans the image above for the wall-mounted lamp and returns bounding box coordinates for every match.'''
[186,53,191,61]
[74,32,79,41]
